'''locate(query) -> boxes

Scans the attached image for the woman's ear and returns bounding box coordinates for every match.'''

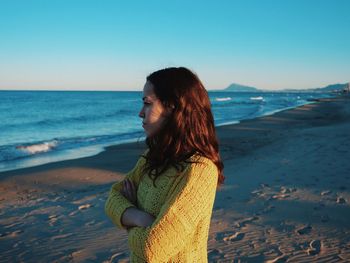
[165,108,172,117]
[164,105,175,117]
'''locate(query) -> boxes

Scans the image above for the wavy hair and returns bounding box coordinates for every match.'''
[143,67,224,187]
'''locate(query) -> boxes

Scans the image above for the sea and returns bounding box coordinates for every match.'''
[0,90,335,172]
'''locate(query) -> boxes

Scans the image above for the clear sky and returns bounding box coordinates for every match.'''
[0,0,349,91]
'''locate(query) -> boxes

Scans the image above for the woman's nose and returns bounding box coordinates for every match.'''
[139,107,145,118]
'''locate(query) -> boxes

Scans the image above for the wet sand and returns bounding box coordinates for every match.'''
[1,95,350,262]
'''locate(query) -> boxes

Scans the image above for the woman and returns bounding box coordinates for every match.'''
[105,67,224,262]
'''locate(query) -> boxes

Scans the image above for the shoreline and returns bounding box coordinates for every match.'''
[1,94,350,262]
[0,95,330,175]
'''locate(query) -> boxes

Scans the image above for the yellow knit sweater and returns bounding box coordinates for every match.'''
[105,154,218,262]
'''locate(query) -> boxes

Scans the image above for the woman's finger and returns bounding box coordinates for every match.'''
[124,179,131,194]
[125,179,136,203]
[120,183,125,196]
[121,180,128,197]
[125,180,134,200]
[129,180,136,194]
[129,181,136,202]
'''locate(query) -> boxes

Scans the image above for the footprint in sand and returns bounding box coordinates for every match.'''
[48,215,58,226]
[321,214,330,223]
[235,216,259,227]
[109,252,128,263]
[321,190,332,196]
[223,232,245,242]
[260,205,275,215]
[280,186,296,194]
[296,225,312,235]
[306,240,322,255]
[208,248,224,260]
[251,189,263,196]
[69,210,78,216]
[336,197,347,204]
[13,241,23,248]
[271,186,296,200]
[313,202,326,210]
[78,203,92,210]
[266,254,288,263]
[51,233,73,240]
[0,230,23,238]
[85,220,96,226]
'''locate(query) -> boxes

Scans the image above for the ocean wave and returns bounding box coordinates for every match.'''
[215,97,232,102]
[16,140,58,154]
[213,99,266,108]
[0,131,144,163]
[0,109,137,131]
[250,96,264,101]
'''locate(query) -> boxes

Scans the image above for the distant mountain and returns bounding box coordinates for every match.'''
[284,83,349,93]
[221,83,350,92]
[220,82,349,93]
[312,83,349,92]
[223,83,260,92]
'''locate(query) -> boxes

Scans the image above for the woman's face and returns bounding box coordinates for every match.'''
[139,81,168,138]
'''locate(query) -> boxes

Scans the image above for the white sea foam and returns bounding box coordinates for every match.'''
[250,96,264,101]
[16,140,58,154]
[215,97,232,102]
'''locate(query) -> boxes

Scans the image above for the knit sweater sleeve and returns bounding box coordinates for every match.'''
[127,158,218,262]
[105,156,145,229]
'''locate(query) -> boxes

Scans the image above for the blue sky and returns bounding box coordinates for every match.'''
[0,0,349,90]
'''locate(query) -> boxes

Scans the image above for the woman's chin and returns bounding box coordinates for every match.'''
[145,134,153,139]
[144,131,152,138]
[145,132,157,139]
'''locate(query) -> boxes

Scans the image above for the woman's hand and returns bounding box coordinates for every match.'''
[136,211,155,227]
[121,179,137,205]
[122,207,156,229]
[120,178,156,229]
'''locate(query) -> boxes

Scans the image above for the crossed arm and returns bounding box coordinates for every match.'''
[106,158,219,262]
[120,179,155,228]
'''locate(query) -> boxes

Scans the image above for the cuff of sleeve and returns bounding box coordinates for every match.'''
[127,227,144,257]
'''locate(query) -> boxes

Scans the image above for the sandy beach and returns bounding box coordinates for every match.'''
[1,95,350,262]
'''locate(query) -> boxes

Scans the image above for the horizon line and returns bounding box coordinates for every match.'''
[0,81,348,92]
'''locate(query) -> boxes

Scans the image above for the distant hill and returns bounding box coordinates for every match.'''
[220,82,349,93]
[284,83,349,92]
[312,83,349,92]
[223,83,260,92]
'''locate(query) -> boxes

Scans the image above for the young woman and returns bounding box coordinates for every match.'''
[105,67,224,262]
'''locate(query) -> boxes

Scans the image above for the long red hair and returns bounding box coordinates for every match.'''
[143,67,224,187]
